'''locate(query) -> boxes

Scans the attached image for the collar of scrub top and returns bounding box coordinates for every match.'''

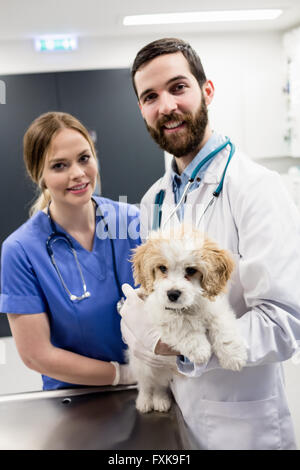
[153,137,235,230]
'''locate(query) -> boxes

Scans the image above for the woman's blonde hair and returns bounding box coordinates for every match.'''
[23,111,101,216]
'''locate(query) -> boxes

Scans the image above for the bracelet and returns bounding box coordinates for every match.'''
[110,361,120,386]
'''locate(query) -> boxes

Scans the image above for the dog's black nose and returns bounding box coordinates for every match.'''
[167,289,181,302]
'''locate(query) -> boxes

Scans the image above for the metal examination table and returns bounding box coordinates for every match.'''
[0,385,196,450]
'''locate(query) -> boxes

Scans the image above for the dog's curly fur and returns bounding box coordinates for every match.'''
[129,225,247,413]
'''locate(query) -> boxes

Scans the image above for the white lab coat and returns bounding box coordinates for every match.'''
[140,144,300,450]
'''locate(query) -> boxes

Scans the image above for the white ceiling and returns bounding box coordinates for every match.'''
[0,0,300,41]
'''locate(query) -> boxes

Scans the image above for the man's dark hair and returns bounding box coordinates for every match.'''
[131,38,207,99]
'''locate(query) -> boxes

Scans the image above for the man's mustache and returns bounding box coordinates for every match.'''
[156,112,193,132]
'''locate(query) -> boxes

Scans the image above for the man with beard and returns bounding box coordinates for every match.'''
[120,38,300,450]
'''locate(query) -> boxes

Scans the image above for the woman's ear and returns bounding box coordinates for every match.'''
[39,178,47,190]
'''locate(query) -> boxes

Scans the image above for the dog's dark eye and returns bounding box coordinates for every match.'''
[185,267,197,276]
[158,265,168,273]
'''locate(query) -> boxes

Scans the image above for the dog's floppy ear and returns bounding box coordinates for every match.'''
[131,244,148,288]
[131,243,156,294]
[199,238,235,300]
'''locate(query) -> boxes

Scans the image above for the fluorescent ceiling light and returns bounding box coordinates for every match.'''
[123,9,283,26]
[35,36,78,52]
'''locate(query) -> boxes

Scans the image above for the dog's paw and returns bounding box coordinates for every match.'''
[179,334,212,365]
[216,338,247,371]
[152,393,171,413]
[187,342,212,365]
[136,393,153,414]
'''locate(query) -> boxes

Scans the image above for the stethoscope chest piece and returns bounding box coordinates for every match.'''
[70,291,91,302]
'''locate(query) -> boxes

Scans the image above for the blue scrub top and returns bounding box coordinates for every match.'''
[0,196,141,390]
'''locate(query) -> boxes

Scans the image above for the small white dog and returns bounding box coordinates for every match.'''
[127,225,247,413]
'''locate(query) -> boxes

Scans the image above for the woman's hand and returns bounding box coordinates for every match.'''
[111,362,137,385]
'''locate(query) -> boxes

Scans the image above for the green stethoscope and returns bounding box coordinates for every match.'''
[152,137,235,230]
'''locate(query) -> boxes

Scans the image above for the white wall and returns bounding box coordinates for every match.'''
[195,33,287,159]
[0,31,288,159]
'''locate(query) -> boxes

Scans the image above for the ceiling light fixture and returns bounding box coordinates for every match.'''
[123,9,283,26]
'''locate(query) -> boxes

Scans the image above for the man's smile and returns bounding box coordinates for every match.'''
[163,121,186,133]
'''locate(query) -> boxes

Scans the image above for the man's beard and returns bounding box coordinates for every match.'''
[145,99,208,158]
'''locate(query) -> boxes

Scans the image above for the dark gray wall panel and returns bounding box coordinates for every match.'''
[0,73,59,245]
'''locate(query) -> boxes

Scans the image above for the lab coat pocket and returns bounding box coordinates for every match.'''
[203,395,281,450]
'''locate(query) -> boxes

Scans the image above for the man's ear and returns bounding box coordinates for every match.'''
[138,100,145,119]
[202,80,215,106]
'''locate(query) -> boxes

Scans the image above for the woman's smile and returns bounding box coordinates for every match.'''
[67,182,90,194]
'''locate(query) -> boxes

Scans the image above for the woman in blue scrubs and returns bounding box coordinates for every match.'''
[0,111,140,390]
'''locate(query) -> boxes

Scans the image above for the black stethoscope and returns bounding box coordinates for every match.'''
[152,137,235,230]
[46,198,123,303]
